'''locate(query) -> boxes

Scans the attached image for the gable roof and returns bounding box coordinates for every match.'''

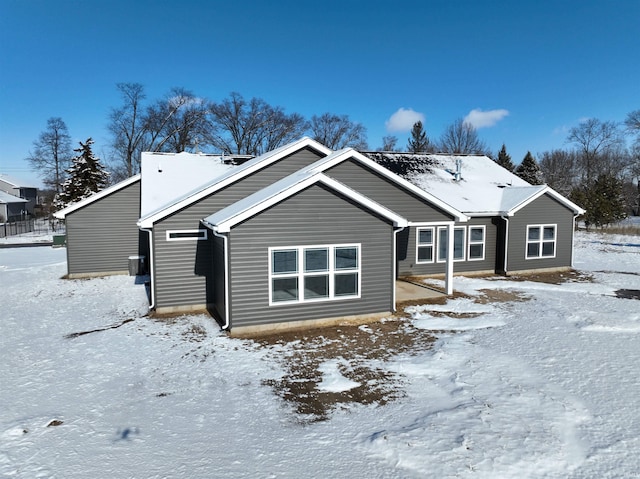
[0,174,37,189]
[395,153,584,216]
[202,171,408,233]
[308,149,468,222]
[140,151,239,217]
[0,190,29,204]
[138,137,332,228]
[54,174,141,219]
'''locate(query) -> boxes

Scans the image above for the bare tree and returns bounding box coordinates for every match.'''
[379,135,398,152]
[209,92,307,155]
[26,117,72,193]
[309,113,368,150]
[538,149,579,196]
[145,87,213,153]
[108,83,148,178]
[438,118,489,155]
[566,118,625,182]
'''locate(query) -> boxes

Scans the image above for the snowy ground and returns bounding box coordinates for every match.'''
[1,230,640,478]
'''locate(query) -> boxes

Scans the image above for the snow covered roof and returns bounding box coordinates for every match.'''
[0,190,28,204]
[139,151,239,217]
[202,171,408,233]
[308,149,468,222]
[393,154,584,216]
[54,174,141,219]
[138,137,332,228]
[0,174,36,189]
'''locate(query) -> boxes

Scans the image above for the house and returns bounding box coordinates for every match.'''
[133,139,466,333]
[0,174,38,217]
[364,152,585,276]
[0,190,29,223]
[56,139,584,334]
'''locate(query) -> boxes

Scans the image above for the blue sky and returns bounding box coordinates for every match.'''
[1,0,638,187]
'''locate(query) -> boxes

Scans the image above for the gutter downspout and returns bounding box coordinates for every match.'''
[140,227,155,310]
[571,214,579,268]
[392,226,406,312]
[445,223,454,295]
[212,229,231,331]
[501,215,510,275]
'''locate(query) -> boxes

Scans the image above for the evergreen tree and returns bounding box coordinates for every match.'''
[407,121,430,153]
[515,151,544,185]
[496,144,515,171]
[55,138,109,209]
[570,174,627,229]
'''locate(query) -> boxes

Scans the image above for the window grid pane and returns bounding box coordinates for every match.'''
[335,247,357,270]
[304,275,329,299]
[335,273,358,296]
[304,248,328,272]
[272,250,298,274]
[272,277,298,302]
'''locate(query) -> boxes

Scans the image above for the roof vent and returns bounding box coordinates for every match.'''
[454,158,462,181]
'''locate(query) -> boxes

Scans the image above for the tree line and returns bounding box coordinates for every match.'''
[25,83,639,225]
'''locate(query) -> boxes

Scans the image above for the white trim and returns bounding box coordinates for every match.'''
[408,221,456,227]
[140,228,155,309]
[415,227,435,264]
[138,137,332,228]
[165,229,208,241]
[467,225,486,261]
[54,174,141,219]
[268,244,361,306]
[525,224,557,259]
[206,173,408,233]
[508,186,585,216]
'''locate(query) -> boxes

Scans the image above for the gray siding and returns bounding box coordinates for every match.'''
[227,184,395,328]
[398,217,499,276]
[65,180,141,275]
[506,194,576,272]
[325,159,454,222]
[153,147,326,309]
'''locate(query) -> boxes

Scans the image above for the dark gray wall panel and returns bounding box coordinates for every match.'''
[65,180,141,275]
[325,159,454,222]
[506,194,576,271]
[227,184,395,328]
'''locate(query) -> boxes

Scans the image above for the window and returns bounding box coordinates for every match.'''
[437,227,466,262]
[269,244,360,305]
[526,224,556,259]
[416,227,434,263]
[468,226,485,261]
[166,229,208,241]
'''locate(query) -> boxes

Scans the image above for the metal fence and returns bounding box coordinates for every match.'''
[0,219,35,238]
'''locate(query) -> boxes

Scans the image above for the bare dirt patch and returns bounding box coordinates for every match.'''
[257,320,435,423]
[505,269,594,285]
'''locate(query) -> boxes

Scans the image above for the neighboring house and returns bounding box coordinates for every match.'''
[0,175,37,217]
[364,152,585,276]
[0,191,29,223]
[56,139,584,334]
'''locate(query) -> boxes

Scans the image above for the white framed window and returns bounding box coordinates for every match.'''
[166,229,208,241]
[416,227,435,263]
[526,224,556,259]
[467,226,486,261]
[269,244,361,305]
[437,227,466,262]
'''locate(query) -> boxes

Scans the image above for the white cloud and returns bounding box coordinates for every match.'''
[463,108,509,129]
[385,108,426,132]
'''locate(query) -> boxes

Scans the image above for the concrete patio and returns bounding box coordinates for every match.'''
[396,279,445,302]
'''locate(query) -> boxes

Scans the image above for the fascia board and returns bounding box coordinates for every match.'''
[508,186,586,216]
[207,173,409,233]
[54,174,141,219]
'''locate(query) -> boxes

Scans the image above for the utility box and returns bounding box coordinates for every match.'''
[52,235,66,247]
[128,255,146,276]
